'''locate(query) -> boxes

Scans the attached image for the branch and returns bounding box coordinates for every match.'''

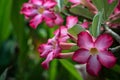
[109,46,120,53]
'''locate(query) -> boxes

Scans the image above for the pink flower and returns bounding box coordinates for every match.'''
[54,16,78,42]
[108,0,114,4]
[72,31,116,76]
[38,30,61,69]
[21,0,57,29]
[69,0,91,7]
[45,13,63,27]
[80,21,90,28]
[114,0,120,13]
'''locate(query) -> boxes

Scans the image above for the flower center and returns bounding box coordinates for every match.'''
[38,7,44,14]
[90,48,98,55]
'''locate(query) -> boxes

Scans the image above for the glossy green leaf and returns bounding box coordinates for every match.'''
[49,60,58,80]
[60,59,83,80]
[92,0,118,20]
[91,12,103,37]
[68,24,85,37]
[0,0,13,46]
[70,6,94,20]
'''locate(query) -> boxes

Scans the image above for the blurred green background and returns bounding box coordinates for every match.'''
[0,0,83,80]
[1,0,120,80]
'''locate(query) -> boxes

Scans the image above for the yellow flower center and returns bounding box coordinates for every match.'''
[90,48,98,55]
[38,7,44,14]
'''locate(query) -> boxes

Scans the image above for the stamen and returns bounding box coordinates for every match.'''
[90,48,98,55]
[38,7,44,14]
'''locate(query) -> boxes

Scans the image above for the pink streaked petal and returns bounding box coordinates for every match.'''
[77,31,94,49]
[39,45,52,57]
[87,55,102,76]
[108,0,114,4]
[72,49,90,64]
[20,3,37,17]
[98,51,116,68]
[95,34,113,51]
[45,18,55,27]
[29,14,43,29]
[69,0,81,4]
[66,16,78,29]
[43,10,56,19]
[80,21,90,28]
[43,0,57,8]
[29,0,43,6]
[41,52,54,69]
[54,14,63,25]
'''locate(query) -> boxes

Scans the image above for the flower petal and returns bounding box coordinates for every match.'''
[69,0,81,4]
[41,52,54,69]
[73,49,90,64]
[43,0,57,8]
[20,3,37,17]
[66,16,78,29]
[95,34,113,51]
[29,0,43,6]
[43,10,56,19]
[80,21,90,28]
[54,14,63,25]
[108,0,114,4]
[98,51,116,68]
[29,14,43,29]
[87,55,102,76]
[77,31,94,49]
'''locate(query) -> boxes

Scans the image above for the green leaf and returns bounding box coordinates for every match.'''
[70,5,94,20]
[60,59,83,80]
[68,24,85,37]
[56,0,68,12]
[0,0,13,46]
[90,12,103,37]
[112,64,120,74]
[92,0,118,20]
[0,68,8,80]
[49,60,58,80]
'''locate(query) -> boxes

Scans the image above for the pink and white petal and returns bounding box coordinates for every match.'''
[108,0,114,4]
[66,16,78,29]
[95,34,113,51]
[54,14,63,25]
[29,0,43,6]
[45,18,55,27]
[87,55,102,76]
[98,51,116,68]
[29,14,43,29]
[69,0,81,4]
[73,49,90,64]
[41,52,54,69]
[77,31,94,49]
[80,21,90,28]
[20,3,37,17]
[43,10,56,19]
[43,0,57,8]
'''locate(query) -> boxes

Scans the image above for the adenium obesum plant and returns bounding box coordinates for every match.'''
[21,0,120,78]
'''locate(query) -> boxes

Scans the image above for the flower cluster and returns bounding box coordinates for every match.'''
[21,0,120,77]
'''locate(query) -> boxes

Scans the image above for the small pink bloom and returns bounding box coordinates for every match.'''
[21,0,57,29]
[38,31,61,69]
[80,21,90,28]
[73,31,116,76]
[69,0,91,7]
[54,16,78,41]
[45,14,63,27]
[113,0,120,13]
[108,0,114,4]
